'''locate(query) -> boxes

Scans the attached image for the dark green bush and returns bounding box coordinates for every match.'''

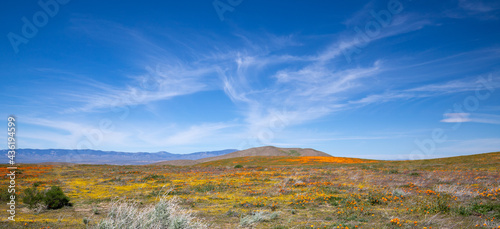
[142,174,165,180]
[22,183,44,209]
[0,187,11,202]
[234,164,243,168]
[22,183,71,210]
[44,186,71,209]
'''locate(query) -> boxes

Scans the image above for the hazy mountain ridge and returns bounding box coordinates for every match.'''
[0,149,238,165]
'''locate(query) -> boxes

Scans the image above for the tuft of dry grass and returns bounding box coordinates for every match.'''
[96,195,207,229]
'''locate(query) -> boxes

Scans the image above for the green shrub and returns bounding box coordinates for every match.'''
[421,195,451,214]
[22,183,71,210]
[471,202,500,218]
[454,205,472,216]
[22,183,44,209]
[44,186,71,209]
[234,164,243,168]
[454,202,500,218]
[142,174,166,180]
[0,187,11,202]
[388,169,399,174]
[434,195,451,213]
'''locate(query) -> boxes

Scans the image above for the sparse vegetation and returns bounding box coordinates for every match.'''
[287,150,300,156]
[240,211,279,227]
[388,169,399,174]
[1,152,499,228]
[96,196,206,229]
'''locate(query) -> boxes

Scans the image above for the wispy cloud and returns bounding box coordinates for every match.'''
[163,123,236,145]
[210,7,495,147]
[458,0,500,13]
[21,117,131,149]
[65,64,215,113]
[350,73,500,106]
[321,13,432,63]
[441,113,472,123]
[62,12,490,131]
[444,0,500,19]
[55,18,226,113]
[221,58,382,140]
[441,113,500,124]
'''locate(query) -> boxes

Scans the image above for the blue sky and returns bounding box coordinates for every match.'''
[1,0,500,159]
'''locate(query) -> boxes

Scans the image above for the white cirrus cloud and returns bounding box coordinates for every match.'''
[441,113,500,124]
[441,113,472,123]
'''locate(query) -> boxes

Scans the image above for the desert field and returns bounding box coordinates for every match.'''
[1,153,499,229]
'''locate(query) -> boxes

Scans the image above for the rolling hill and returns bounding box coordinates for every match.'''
[153,146,332,166]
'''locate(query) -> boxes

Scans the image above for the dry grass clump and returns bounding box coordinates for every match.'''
[239,211,279,227]
[96,196,207,229]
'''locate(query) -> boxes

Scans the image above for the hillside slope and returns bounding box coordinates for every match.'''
[153,146,332,166]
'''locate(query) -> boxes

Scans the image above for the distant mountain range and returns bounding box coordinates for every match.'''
[0,149,238,165]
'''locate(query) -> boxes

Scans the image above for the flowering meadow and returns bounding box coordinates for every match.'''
[1,153,499,228]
